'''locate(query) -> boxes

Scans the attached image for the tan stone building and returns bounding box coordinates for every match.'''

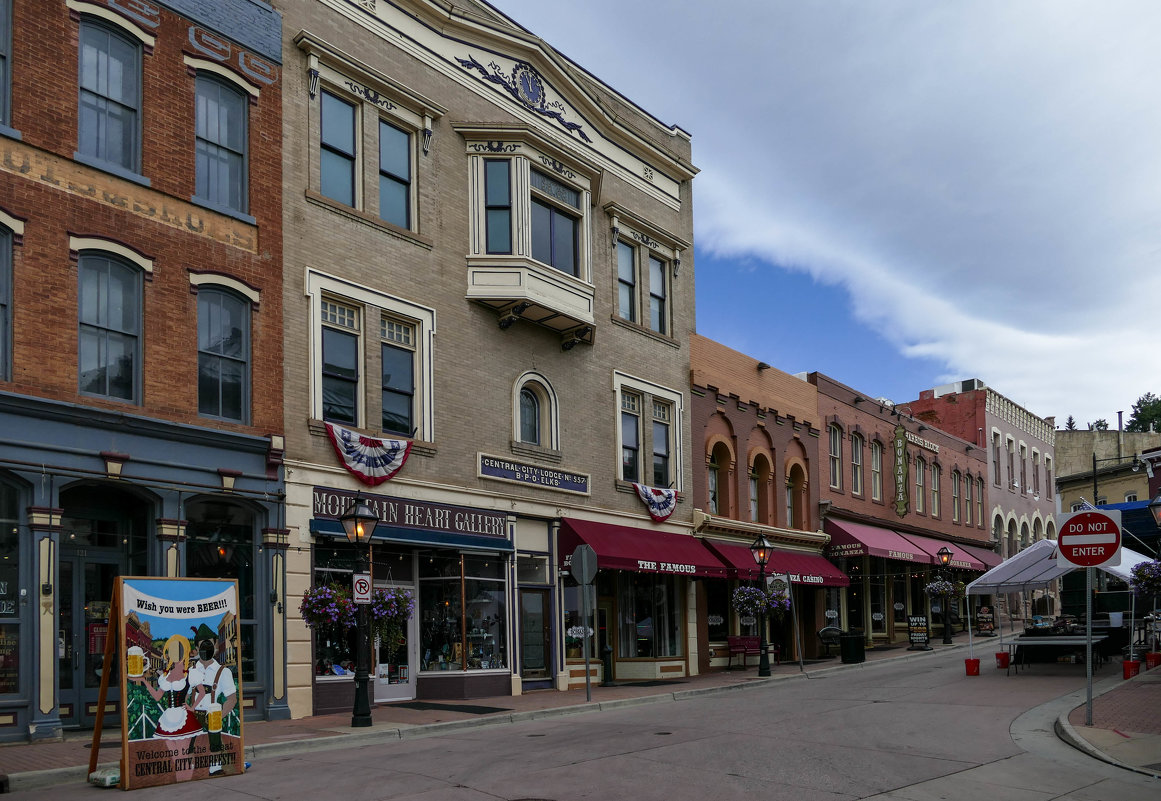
[276,0,697,716]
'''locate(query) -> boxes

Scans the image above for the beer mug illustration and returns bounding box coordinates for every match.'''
[127,646,150,678]
[206,702,223,751]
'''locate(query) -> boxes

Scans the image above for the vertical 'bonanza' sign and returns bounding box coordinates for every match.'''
[119,577,244,789]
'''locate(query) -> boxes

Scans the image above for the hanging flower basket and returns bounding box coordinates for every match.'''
[731,586,790,619]
[369,587,415,663]
[1130,559,1161,599]
[299,584,357,633]
[923,580,957,597]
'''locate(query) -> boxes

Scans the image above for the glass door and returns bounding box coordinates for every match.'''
[519,590,549,680]
[58,553,122,727]
[373,580,416,703]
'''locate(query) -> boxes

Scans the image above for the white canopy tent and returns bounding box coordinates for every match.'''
[964,539,1153,659]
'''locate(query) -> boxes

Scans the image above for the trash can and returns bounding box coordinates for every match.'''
[839,632,865,664]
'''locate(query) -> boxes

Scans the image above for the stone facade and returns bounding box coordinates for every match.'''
[275,0,697,716]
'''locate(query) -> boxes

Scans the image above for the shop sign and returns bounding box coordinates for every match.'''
[313,487,507,538]
[908,615,930,648]
[892,424,910,517]
[904,431,939,453]
[976,606,995,633]
[478,454,590,495]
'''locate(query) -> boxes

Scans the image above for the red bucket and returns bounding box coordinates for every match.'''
[995,652,1010,669]
[965,658,980,676]
[1123,660,1142,680]
[1146,653,1161,670]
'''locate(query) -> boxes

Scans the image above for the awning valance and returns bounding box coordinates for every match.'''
[959,542,1002,569]
[310,518,514,552]
[559,518,727,578]
[825,519,929,563]
[704,541,850,587]
[896,532,986,571]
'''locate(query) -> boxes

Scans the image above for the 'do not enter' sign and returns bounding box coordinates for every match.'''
[1056,509,1121,568]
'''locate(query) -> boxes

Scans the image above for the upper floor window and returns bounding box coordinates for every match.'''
[320,90,357,207]
[320,298,359,425]
[379,120,411,229]
[992,431,1001,485]
[1071,502,1085,513]
[1125,492,1138,503]
[871,440,883,501]
[512,373,557,451]
[1019,444,1027,490]
[707,461,719,515]
[749,472,759,522]
[381,316,415,436]
[1044,457,1053,499]
[648,255,668,335]
[1032,451,1041,494]
[616,241,636,323]
[621,392,640,482]
[652,400,672,487]
[195,75,248,214]
[78,252,141,402]
[828,425,842,489]
[0,226,9,381]
[976,478,984,524]
[915,457,926,513]
[930,465,941,517]
[850,433,864,495]
[78,19,141,173]
[308,271,434,440]
[1006,439,1016,488]
[197,288,249,422]
[519,388,539,445]
[951,471,961,522]
[0,0,11,128]
[530,170,579,276]
[485,159,511,253]
[964,475,972,525]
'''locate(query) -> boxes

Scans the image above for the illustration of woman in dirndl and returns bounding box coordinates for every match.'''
[131,634,201,778]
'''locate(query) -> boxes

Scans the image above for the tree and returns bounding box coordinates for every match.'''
[1126,392,1161,433]
[1065,415,1077,430]
[1090,419,1109,431]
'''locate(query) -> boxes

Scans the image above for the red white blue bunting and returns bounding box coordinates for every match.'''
[324,423,412,486]
[633,483,677,522]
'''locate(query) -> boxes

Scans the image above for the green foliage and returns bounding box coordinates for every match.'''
[1065,415,1077,430]
[1090,419,1109,431]
[1126,392,1161,433]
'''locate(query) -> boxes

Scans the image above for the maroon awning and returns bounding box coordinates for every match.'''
[959,542,1002,569]
[896,532,986,571]
[824,519,930,563]
[559,518,728,578]
[704,541,850,587]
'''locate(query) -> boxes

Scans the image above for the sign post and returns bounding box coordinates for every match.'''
[569,545,598,702]
[1056,509,1122,725]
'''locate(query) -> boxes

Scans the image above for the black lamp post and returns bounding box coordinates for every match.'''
[340,495,378,728]
[936,546,954,644]
[750,533,773,677]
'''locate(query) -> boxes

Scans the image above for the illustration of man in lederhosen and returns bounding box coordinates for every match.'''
[188,624,238,774]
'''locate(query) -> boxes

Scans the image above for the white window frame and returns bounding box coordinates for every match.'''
[652,399,673,487]
[964,475,972,525]
[931,465,941,518]
[707,462,719,515]
[951,471,961,523]
[871,440,883,501]
[606,204,686,339]
[613,372,684,491]
[512,371,559,450]
[306,269,435,440]
[850,433,864,496]
[915,457,926,513]
[380,314,417,437]
[828,424,842,490]
[976,478,984,525]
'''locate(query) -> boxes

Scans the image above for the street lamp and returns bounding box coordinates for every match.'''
[1149,492,1161,528]
[340,495,378,728]
[750,533,773,678]
[936,546,953,645]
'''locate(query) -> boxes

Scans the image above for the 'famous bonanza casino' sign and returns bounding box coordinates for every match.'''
[313,488,507,538]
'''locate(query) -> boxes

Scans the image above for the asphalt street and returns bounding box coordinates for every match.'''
[14,649,1160,800]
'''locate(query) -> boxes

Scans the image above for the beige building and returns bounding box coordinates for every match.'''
[1055,429,1161,511]
[276,0,697,717]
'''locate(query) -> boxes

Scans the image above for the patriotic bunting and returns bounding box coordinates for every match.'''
[633,483,677,522]
[324,422,412,486]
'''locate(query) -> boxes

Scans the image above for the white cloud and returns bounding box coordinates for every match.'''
[492,0,1161,424]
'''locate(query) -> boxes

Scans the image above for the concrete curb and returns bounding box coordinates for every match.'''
[1053,672,1161,780]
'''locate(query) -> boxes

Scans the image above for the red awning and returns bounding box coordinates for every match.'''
[824,519,931,563]
[559,518,728,578]
[705,540,850,587]
[895,532,986,571]
[959,542,1002,569]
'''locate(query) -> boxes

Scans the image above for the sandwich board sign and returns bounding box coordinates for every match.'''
[1057,509,1121,568]
[89,577,244,790]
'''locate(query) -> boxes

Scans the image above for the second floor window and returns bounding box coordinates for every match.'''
[519,387,540,445]
[871,440,882,501]
[851,434,864,495]
[828,425,842,489]
[197,289,249,422]
[617,241,636,323]
[321,300,359,425]
[964,477,972,525]
[381,317,415,437]
[78,253,140,402]
[951,471,961,522]
[931,466,941,517]
[484,159,512,253]
[195,76,248,213]
[707,462,719,515]
[530,170,579,276]
[915,458,925,513]
[379,120,411,229]
[977,478,984,524]
[621,393,640,482]
[652,401,671,487]
[78,19,141,173]
[648,255,667,335]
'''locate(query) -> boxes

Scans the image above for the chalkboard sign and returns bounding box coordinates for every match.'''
[907,615,931,650]
[976,606,995,634]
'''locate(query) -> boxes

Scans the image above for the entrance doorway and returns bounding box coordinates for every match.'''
[519,589,549,680]
[58,554,122,727]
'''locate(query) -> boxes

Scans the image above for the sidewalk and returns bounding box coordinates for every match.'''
[3,632,1158,792]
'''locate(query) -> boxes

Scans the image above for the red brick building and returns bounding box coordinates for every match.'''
[0,0,287,741]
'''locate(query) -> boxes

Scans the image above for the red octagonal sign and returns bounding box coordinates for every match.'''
[1057,510,1122,568]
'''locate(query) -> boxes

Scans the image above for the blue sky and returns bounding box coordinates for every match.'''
[489,0,1161,426]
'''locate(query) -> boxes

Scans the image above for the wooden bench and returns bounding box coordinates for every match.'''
[726,635,779,669]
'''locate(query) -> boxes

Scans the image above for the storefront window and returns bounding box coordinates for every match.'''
[185,499,258,684]
[823,587,842,629]
[311,542,358,676]
[869,557,887,634]
[617,573,680,658]
[418,554,507,671]
[562,583,595,655]
[705,581,728,642]
[0,481,16,694]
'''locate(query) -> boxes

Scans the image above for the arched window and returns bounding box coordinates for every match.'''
[828,425,842,489]
[750,453,772,524]
[195,74,249,214]
[951,470,961,522]
[787,463,807,530]
[198,287,250,422]
[513,373,557,450]
[850,434,864,495]
[930,465,941,517]
[915,457,926,513]
[976,478,985,525]
[963,475,972,525]
[870,440,883,501]
[519,387,540,445]
[707,441,734,518]
[78,18,142,173]
[78,252,141,402]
